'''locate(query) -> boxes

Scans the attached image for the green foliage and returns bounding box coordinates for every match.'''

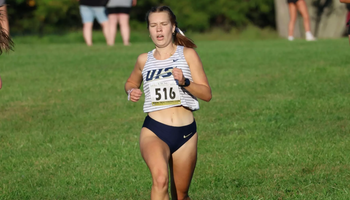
[163,0,210,31]
[138,0,275,32]
[7,0,80,34]
[34,0,78,24]
[6,0,275,35]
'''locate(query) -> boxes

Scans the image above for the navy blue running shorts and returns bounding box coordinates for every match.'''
[142,115,197,154]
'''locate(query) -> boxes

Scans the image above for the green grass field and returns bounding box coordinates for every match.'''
[1,35,350,199]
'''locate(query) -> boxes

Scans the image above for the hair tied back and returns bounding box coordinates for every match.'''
[176,27,185,36]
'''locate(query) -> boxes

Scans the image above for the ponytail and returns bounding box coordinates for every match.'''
[174,27,197,48]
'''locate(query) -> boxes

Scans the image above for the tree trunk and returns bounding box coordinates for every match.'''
[275,0,348,39]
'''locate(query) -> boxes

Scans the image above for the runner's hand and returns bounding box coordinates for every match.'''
[172,67,185,86]
[129,88,142,102]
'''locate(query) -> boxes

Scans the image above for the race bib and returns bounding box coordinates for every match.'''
[149,79,181,106]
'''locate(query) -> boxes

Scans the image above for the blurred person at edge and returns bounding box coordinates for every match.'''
[0,0,14,90]
[78,0,112,46]
[0,0,9,34]
[340,0,350,44]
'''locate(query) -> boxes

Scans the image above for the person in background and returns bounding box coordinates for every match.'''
[0,1,14,89]
[78,0,112,46]
[340,0,350,44]
[106,0,137,46]
[287,0,316,41]
[125,5,211,200]
[0,0,9,35]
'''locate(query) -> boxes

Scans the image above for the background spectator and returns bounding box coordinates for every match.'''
[287,0,316,41]
[106,0,137,46]
[0,0,9,35]
[78,0,112,46]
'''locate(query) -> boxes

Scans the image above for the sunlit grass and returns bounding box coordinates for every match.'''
[0,38,349,199]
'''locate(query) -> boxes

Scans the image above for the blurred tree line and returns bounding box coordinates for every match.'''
[6,0,275,35]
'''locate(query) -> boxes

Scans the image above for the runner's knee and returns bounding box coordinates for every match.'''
[153,173,168,191]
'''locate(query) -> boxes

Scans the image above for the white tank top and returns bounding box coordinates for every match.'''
[142,45,199,113]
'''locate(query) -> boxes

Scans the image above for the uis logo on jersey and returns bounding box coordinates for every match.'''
[145,67,174,81]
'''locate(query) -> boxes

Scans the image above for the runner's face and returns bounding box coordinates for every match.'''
[148,12,175,48]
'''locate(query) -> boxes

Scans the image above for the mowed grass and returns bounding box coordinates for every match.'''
[0,37,350,199]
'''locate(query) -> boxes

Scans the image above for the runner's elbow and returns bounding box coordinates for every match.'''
[202,93,212,102]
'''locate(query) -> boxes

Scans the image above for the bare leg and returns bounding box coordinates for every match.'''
[348,35,350,45]
[140,128,171,200]
[100,21,112,45]
[82,22,93,46]
[288,3,297,39]
[118,13,131,46]
[170,133,198,200]
[0,5,9,34]
[296,0,311,32]
[108,14,119,45]
[296,0,316,40]
[0,76,2,89]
